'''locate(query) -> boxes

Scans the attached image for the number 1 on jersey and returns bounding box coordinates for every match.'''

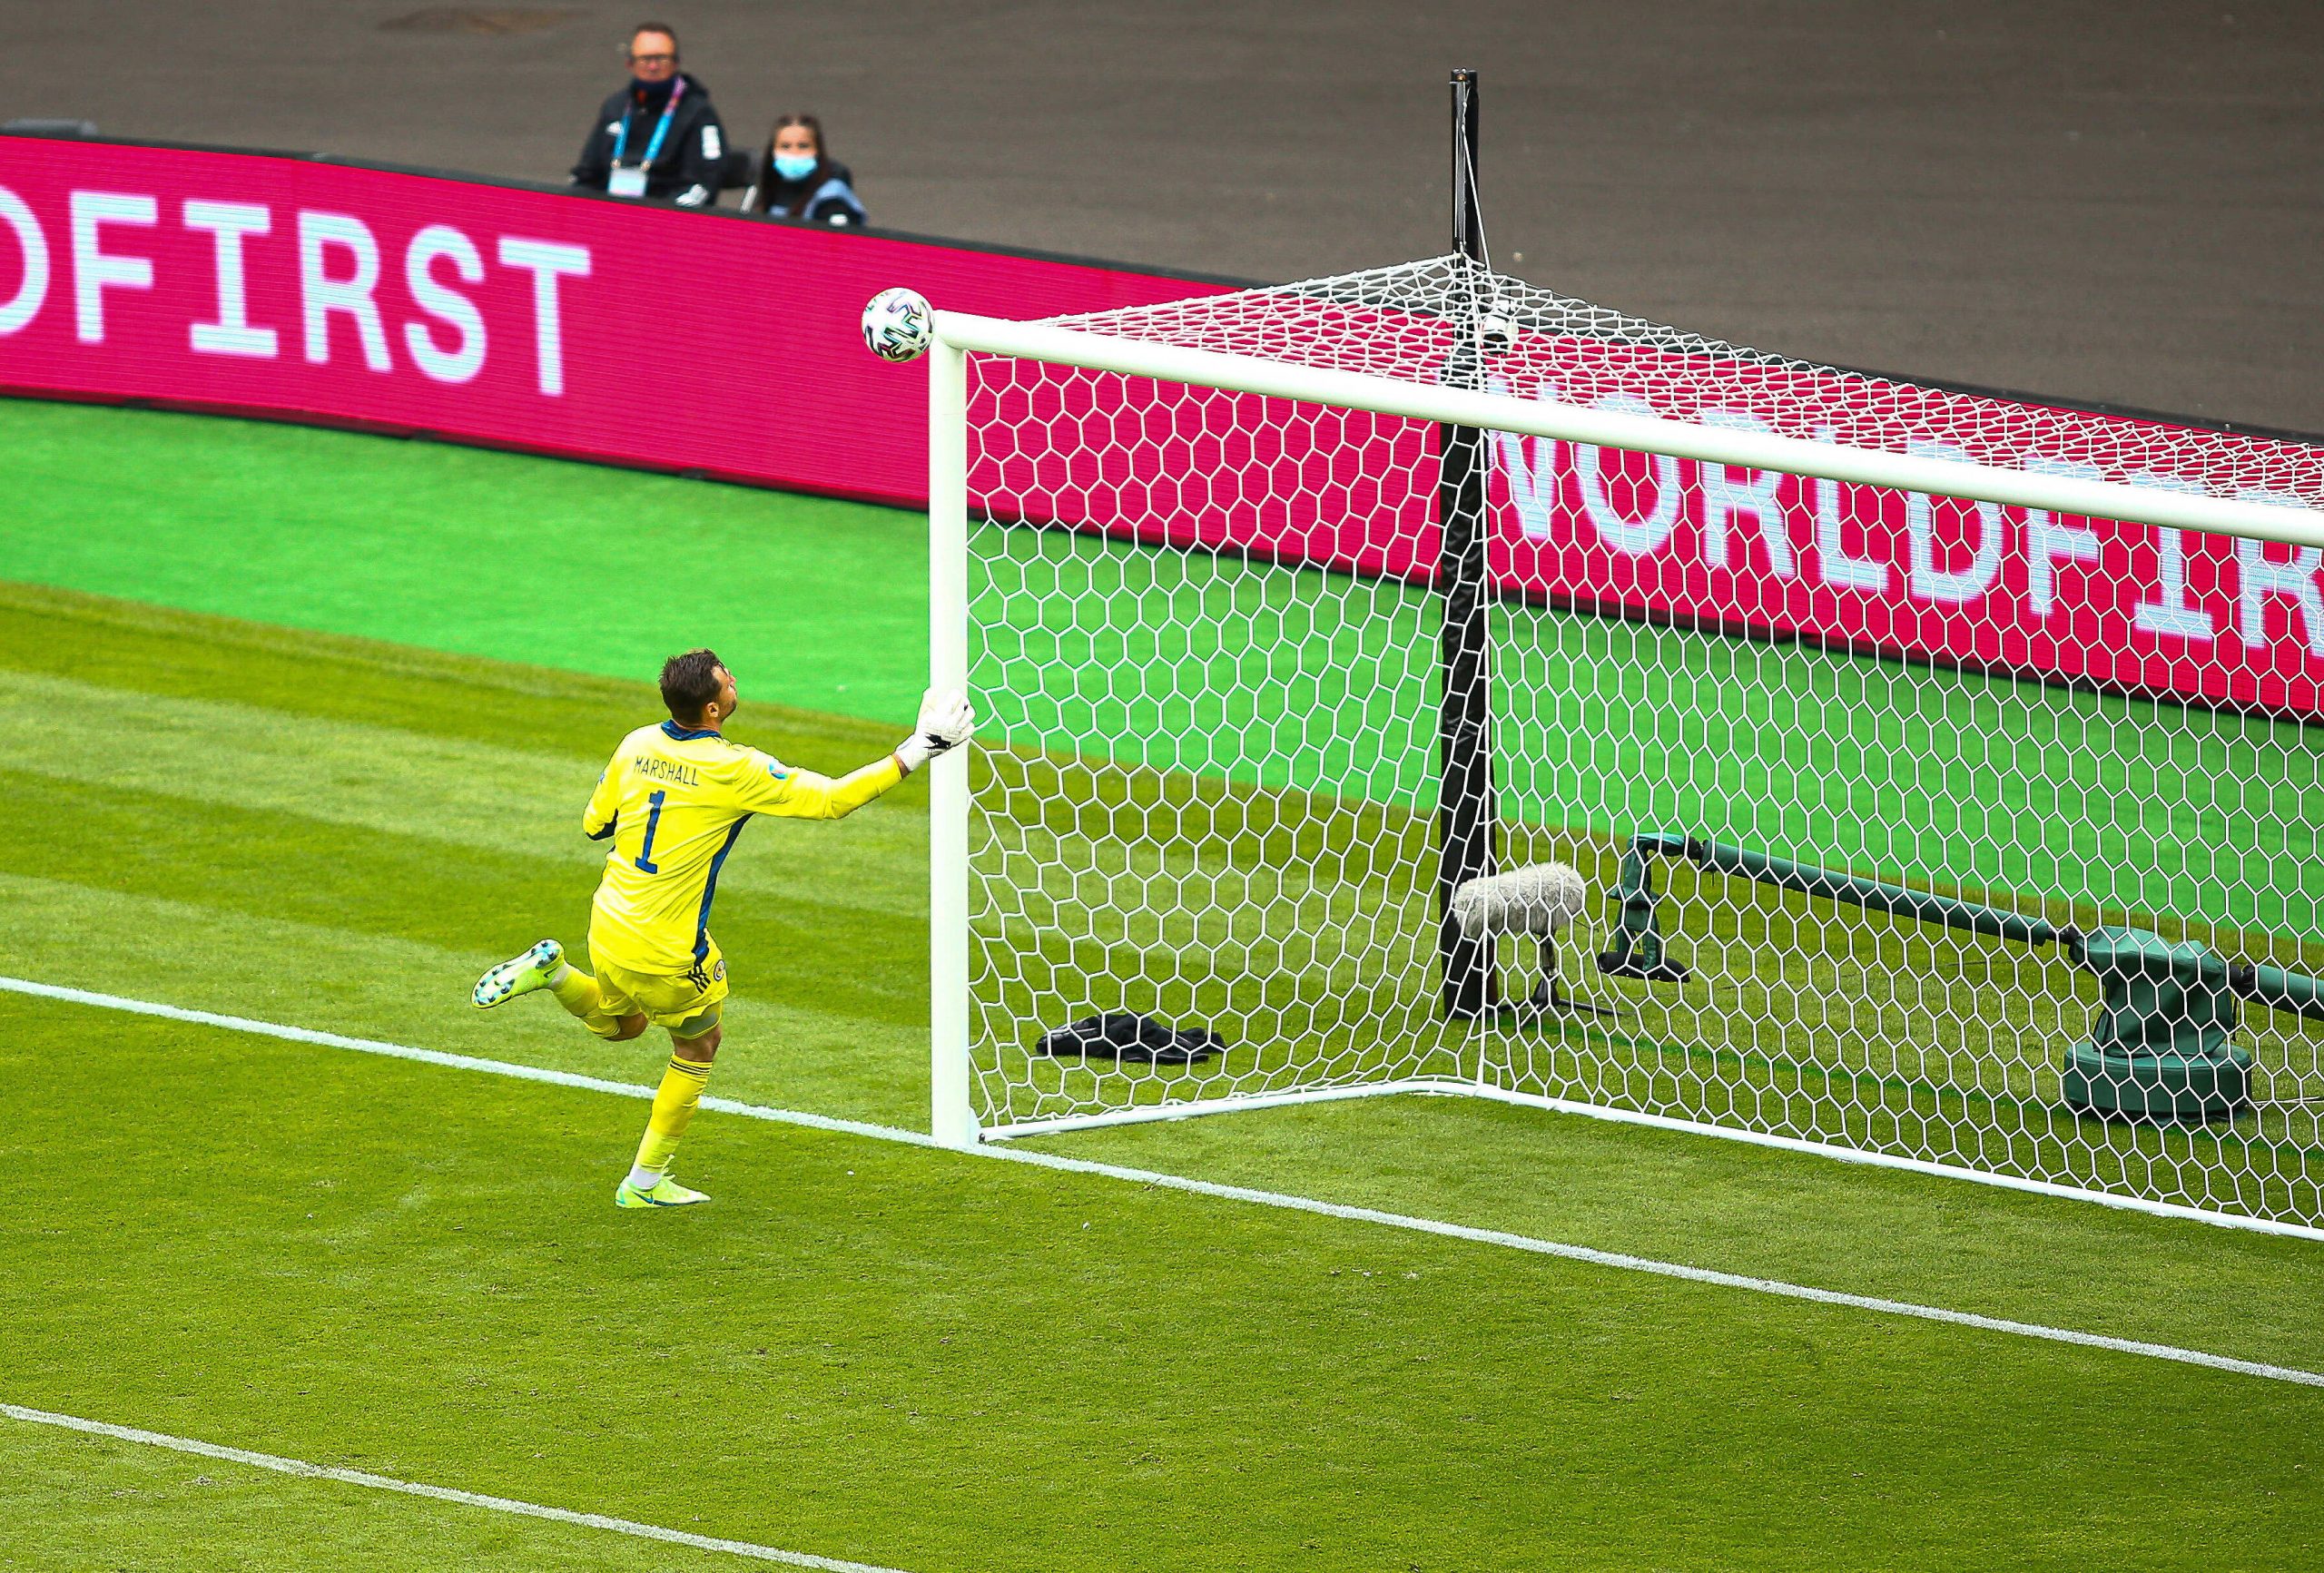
[635,789,666,873]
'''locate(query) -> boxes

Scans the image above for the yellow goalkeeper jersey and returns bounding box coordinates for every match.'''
[583,720,902,975]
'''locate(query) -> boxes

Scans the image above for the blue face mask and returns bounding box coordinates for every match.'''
[773,152,817,182]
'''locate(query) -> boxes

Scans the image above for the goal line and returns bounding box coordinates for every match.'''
[10,972,2321,1381]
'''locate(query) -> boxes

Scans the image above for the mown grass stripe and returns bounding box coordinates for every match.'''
[0,667,926,918]
[9,973,2321,1391]
[0,1403,917,1573]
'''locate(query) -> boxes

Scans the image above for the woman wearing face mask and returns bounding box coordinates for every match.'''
[742,114,868,226]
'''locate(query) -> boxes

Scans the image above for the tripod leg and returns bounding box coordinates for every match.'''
[1542,935,1620,1018]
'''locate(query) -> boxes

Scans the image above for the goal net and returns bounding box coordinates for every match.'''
[923,254,2324,1237]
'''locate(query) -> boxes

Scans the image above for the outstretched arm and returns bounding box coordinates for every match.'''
[743,690,974,821]
[774,755,905,821]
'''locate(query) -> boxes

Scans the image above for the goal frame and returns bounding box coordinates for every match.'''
[921,303,2324,1244]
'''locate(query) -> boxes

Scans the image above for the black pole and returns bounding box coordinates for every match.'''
[1436,67,1498,1018]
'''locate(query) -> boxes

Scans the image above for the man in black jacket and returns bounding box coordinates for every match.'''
[572,22,727,207]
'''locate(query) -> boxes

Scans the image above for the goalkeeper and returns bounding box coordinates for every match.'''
[472,649,973,1208]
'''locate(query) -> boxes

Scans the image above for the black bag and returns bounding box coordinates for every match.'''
[1034,1012,1225,1065]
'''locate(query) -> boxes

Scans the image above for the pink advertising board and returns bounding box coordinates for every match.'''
[0,133,1220,505]
[3,133,2321,719]
[1480,341,2324,720]
[970,308,2324,721]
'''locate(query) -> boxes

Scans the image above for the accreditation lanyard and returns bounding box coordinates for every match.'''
[610,77,686,172]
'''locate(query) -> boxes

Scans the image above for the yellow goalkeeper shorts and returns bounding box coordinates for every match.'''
[594,944,729,1037]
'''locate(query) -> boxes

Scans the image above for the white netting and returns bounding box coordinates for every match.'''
[958,254,2324,1230]
[1041,255,2323,501]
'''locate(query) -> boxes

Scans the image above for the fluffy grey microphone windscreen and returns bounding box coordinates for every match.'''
[1449,862,1590,939]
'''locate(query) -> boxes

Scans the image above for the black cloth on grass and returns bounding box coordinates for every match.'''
[1035,1013,1224,1064]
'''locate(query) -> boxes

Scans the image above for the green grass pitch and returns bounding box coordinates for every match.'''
[2,399,2322,1569]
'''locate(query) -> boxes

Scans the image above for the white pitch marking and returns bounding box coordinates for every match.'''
[7,974,2323,1391]
[0,1402,916,1573]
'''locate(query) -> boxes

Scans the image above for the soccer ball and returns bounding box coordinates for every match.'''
[862,287,934,363]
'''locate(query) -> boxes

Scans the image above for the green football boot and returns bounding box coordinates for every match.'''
[472,939,564,1010]
[615,1172,710,1208]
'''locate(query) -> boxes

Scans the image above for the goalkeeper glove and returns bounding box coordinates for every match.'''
[895,688,974,772]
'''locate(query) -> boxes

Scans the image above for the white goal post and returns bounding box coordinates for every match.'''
[918,257,2324,1240]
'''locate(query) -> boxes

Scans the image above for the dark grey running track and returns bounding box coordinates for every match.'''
[5,3,2319,430]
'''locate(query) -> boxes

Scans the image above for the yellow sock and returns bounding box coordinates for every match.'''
[629,1056,711,1184]
[547,965,601,1016]
[547,965,625,1039]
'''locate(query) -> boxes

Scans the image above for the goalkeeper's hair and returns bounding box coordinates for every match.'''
[659,648,726,723]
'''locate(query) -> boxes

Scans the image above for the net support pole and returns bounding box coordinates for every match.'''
[929,337,979,1146]
[1437,66,1499,1019]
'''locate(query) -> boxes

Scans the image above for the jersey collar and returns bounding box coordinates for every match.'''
[660,719,723,741]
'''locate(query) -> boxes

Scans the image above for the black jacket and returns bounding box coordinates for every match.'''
[572,73,727,207]
[743,157,867,226]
